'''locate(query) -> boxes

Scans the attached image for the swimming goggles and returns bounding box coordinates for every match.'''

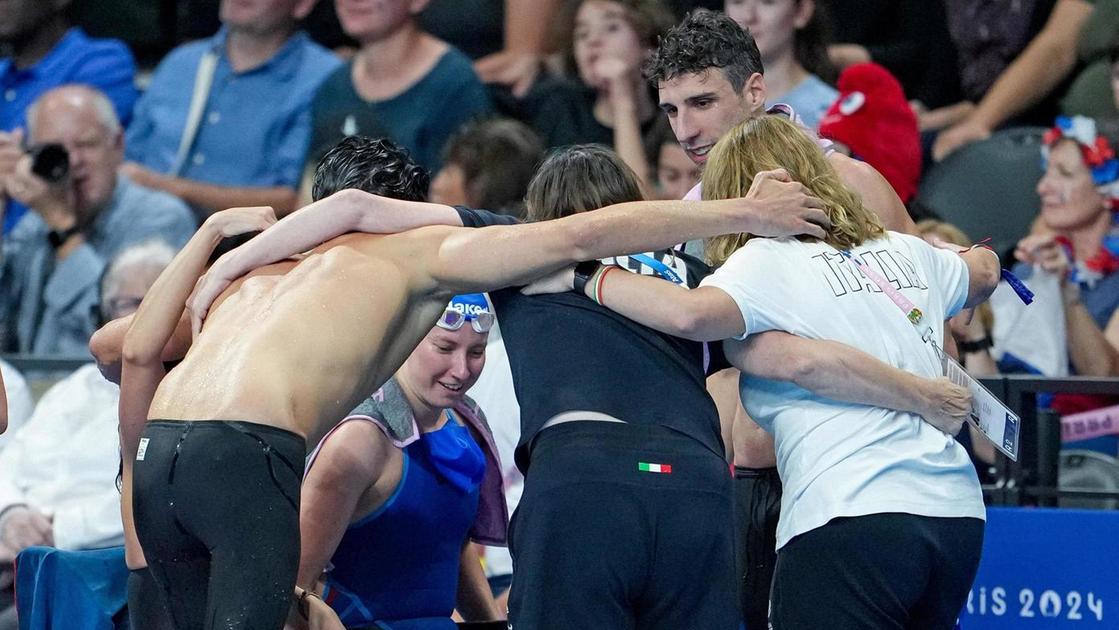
[436,308,495,333]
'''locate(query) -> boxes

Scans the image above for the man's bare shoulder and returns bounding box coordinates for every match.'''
[828,153,916,234]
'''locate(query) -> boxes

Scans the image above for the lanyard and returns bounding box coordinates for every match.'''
[629,253,685,285]
[622,252,709,370]
[839,250,944,359]
[843,248,1027,461]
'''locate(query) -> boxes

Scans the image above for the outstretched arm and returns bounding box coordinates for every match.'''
[189,190,463,324]
[420,170,829,295]
[932,0,1092,161]
[536,267,973,433]
[523,267,744,341]
[728,333,972,434]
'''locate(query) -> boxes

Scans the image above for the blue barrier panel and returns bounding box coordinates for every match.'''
[961,507,1117,628]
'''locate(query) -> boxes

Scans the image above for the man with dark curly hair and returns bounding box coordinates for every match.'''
[643,9,919,629]
[310,136,432,205]
[646,9,913,232]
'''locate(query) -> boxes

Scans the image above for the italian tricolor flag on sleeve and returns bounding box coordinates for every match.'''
[638,461,672,474]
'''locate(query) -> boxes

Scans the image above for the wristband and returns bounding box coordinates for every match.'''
[594,266,620,304]
[47,224,82,248]
[958,336,993,354]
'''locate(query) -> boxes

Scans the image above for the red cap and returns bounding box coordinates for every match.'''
[818,62,921,203]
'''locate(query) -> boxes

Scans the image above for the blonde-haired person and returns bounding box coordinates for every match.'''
[544,114,1001,629]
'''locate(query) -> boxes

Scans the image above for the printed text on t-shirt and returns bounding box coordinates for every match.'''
[812,249,929,298]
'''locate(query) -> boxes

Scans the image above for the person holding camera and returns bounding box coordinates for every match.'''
[0,85,196,356]
[1,0,140,234]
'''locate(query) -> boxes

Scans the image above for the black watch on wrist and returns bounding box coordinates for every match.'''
[573,260,602,295]
[958,336,993,354]
[47,224,81,248]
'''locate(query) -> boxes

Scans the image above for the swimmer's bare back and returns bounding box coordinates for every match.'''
[148,230,456,447]
[149,187,827,444]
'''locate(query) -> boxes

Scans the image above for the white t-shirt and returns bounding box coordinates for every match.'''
[701,232,986,548]
[0,364,124,550]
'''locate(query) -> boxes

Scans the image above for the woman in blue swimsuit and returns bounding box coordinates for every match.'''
[292,294,507,630]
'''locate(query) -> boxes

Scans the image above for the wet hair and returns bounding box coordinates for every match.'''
[702,115,884,266]
[644,8,763,91]
[524,144,644,222]
[311,136,429,202]
[556,0,676,75]
[441,118,545,218]
[209,232,258,266]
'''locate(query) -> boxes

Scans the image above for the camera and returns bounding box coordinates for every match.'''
[28,143,70,183]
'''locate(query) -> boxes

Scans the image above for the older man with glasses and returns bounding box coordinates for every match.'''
[0,85,195,356]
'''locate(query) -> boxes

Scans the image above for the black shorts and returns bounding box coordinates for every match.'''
[771,512,984,630]
[733,466,781,630]
[132,420,305,630]
[508,422,738,630]
[128,567,174,630]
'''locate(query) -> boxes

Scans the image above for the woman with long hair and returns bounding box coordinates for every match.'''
[564,114,1000,628]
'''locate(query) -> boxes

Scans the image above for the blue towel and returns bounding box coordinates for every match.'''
[14,546,128,630]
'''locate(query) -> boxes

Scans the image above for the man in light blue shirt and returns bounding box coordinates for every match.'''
[0,0,139,233]
[123,0,340,218]
[0,85,196,357]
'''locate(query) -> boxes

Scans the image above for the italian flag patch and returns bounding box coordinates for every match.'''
[638,462,672,474]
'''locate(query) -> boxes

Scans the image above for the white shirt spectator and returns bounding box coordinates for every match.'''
[0,364,123,550]
[0,361,34,452]
[701,232,986,548]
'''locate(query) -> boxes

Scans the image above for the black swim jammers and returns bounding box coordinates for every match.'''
[132,420,305,630]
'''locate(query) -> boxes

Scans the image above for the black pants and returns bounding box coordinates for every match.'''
[508,422,738,630]
[733,466,781,630]
[128,568,175,630]
[770,513,984,630]
[132,420,305,630]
